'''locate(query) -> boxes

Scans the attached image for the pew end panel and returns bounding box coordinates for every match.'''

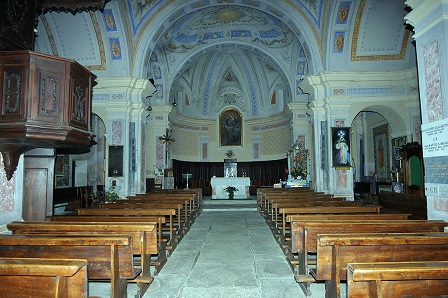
[347,261,448,298]
[0,257,88,298]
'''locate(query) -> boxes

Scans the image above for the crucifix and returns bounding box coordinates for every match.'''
[159,127,175,168]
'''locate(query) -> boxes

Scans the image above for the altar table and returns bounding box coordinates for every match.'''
[210,177,250,199]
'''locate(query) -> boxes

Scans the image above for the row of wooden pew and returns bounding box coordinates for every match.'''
[257,187,448,298]
[0,188,202,298]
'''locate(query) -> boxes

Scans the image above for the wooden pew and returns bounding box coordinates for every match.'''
[77,208,179,255]
[269,200,358,229]
[259,191,327,211]
[0,257,88,298]
[261,195,346,220]
[279,206,382,246]
[126,196,198,221]
[97,202,189,239]
[7,222,158,282]
[0,235,143,298]
[315,233,448,298]
[100,201,192,232]
[139,190,202,214]
[257,188,316,207]
[347,261,448,298]
[280,213,411,272]
[47,215,167,275]
[286,213,410,222]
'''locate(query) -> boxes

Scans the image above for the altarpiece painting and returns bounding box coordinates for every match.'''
[220,108,242,146]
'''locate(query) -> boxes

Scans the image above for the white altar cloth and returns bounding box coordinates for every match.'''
[210,177,250,199]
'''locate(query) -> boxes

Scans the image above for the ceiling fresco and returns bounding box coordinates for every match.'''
[35,0,416,120]
[160,6,294,52]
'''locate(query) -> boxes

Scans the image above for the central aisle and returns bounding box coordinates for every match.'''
[142,198,326,298]
[90,198,326,297]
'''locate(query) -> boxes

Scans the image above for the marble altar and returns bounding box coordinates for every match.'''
[210,177,250,199]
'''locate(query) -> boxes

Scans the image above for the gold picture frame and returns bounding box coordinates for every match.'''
[373,124,390,179]
[220,108,242,146]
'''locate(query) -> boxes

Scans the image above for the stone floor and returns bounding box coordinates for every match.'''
[89,197,329,298]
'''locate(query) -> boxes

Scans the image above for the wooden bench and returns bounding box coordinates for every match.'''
[257,188,317,207]
[259,191,328,211]
[261,196,346,221]
[286,213,410,222]
[284,212,409,241]
[97,202,189,240]
[7,222,158,282]
[347,261,448,298]
[278,213,410,272]
[291,220,448,296]
[314,233,448,298]
[270,200,358,230]
[0,257,88,298]
[134,191,202,215]
[47,215,167,275]
[126,196,198,220]
[278,206,382,244]
[0,235,144,298]
[77,208,179,255]
[99,201,192,232]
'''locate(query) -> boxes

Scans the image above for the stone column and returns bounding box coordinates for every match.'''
[406,0,448,220]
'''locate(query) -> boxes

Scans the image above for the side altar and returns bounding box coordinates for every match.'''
[210,177,250,199]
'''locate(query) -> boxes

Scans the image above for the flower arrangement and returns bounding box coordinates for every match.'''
[287,141,309,179]
[105,188,120,202]
[225,149,235,158]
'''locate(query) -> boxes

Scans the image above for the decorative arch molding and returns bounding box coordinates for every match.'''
[216,87,246,113]
[131,1,324,78]
[349,105,409,137]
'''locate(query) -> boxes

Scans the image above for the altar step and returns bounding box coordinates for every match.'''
[202,196,258,211]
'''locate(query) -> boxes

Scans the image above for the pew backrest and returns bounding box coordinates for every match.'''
[316,233,448,298]
[292,220,448,254]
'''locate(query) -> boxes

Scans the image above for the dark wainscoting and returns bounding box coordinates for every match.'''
[378,191,427,220]
[172,159,288,196]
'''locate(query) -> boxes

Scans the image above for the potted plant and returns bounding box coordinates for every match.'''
[105,188,120,203]
[224,186,238,199]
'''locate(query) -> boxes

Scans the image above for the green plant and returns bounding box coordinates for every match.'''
[224,186,238,194]
[105,188,120,202]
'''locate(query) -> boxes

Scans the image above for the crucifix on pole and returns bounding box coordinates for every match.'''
[159,127,175,168]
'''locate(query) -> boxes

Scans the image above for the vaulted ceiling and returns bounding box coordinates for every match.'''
[35,0,416,120]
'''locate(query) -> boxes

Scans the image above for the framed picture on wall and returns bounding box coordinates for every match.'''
[108,145,123,177]
[55,154,70,188]
[373,124,390,179]
[220,108,242,146]
[332,127,351,168]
